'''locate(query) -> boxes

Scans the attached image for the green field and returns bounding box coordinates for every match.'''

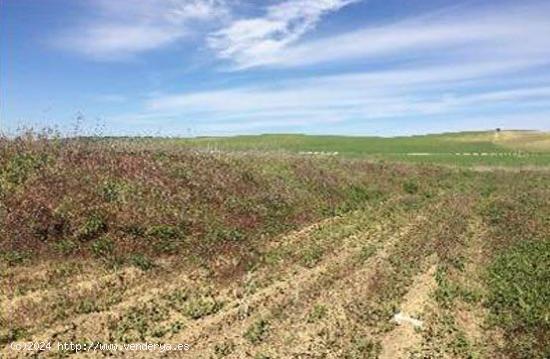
[107,130,550,167]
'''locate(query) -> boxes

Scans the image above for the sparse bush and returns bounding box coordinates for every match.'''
[301,244,324,268]
[183,296,222,319]
[358,244,377,262]
[307,304,328,323]
[146,225,180,240]
[129,254,155,271]
[90,236,114,258]
[0,250,31,266]
[402,179,419,194]
[113,301,169,342]
[0,327,28,346]
[244,319,269,344]
[121,223,146,237]
[147,225,185,253]
[78,214,107,241]
[214,341,235,357]
[98,179,128,203]
[344,337,381,359]
[1,153,49,187]
[54,239,79,255]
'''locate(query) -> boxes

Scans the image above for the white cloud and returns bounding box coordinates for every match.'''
[209,2,550,70]
[60,24,186,59]
[56,0,230,60]
[143,59,550,130]
[61,0,550,135]
[208,0,359,68]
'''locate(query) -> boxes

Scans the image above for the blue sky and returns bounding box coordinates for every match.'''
[1,0,550,136]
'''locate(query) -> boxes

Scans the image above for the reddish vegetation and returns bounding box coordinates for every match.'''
[0,133,443,265]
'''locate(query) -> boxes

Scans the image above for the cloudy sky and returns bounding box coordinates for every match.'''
[2,0,550,136]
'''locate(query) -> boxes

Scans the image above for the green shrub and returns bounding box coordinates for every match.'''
[54,239,79,255]
[244,319,269,344]
[301,244,324,268]
[207,227,244,243]
[146,225,179,240]
[98,180,127,203]
[213,341,235,357]
[121,224,146,237]
[1,153,49,187]
[77,214,107,241]
[90,236,114,258]
[402,180,419,194]
[129,254,155,271]
[113,301,169,342]
[77,298,100,314]
[347,185,372,203]
[0,251,31,266]
[147,225,184,253]
[0,327,28,345]
[358,244,377,262]
[182,296,222,319]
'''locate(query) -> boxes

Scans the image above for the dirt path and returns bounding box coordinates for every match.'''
[379,264,437,359]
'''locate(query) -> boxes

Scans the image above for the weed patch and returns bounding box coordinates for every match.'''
[486,240,550,357]
[244,319,269,344]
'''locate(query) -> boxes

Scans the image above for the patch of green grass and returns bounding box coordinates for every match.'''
[90,236,114,258]
[380,153,550,167]
[182,295,222,319]
[213,341,235,358]
[357,244,377,262]
[77,214,107,241]
[433,265,482,310]
[146,224,180,240]
[244,319,269,344]
[76,298,100,314]
[163,288,189,308]
[54,239,79,255]
[344,337,381,359]
[0,250,32,266]
[0,327,28,345]
[129,254,155,271]
[146,225,185,253]
[416,312,479,359]
[205,226,245,244]
[486,239,550,358]
[301,244,324,268]
[112,301,169,342]
[307,304,328,323]
[402,180,419,194]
